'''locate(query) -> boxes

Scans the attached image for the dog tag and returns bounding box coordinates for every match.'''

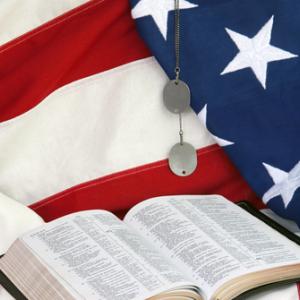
[163,80,191,114]
[169,142,197,176]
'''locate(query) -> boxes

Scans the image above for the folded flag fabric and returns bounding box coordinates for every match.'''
[130,0,300,226]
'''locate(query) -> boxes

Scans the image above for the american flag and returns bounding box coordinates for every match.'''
[131,0,300,227]
[0,0,260,221]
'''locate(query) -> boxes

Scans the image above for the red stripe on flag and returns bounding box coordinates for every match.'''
[30,145,261,221]
[0,0,150,122]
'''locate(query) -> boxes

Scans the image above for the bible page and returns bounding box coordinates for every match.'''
[124,195,300,299]
[20,210,196,300]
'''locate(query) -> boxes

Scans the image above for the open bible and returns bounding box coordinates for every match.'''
[1,195,300,300]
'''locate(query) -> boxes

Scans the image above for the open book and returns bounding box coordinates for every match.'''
[1,195,300,300]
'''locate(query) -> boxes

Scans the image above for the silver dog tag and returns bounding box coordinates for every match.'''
[169,142,197,176]
[163,80,191,114]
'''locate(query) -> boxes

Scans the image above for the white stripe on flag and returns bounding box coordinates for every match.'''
[0,0,88,46]
[0,57,213,205]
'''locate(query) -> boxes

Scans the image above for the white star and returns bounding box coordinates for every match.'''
[198,104,234,147]
[262,162,300,208]
[221,16,298,89]
[131,0,198,40]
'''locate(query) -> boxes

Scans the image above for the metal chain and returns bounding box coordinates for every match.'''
[174,0,180,83]
[179,113,184,145]
[175,0,184,145]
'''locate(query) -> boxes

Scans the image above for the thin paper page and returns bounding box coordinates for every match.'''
[125,195,300,299]
[21,210,192,300]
